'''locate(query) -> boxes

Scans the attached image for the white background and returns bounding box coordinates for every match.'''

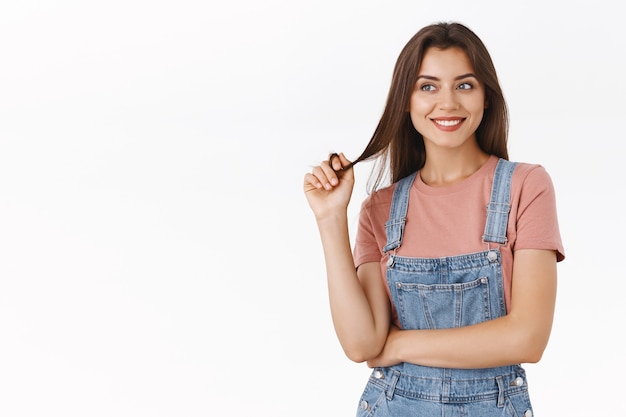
[0,1,624,416]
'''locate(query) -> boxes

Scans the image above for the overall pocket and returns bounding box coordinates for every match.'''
[394,276,492,330]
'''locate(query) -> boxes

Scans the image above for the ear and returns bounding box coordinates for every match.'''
[484,101,489,109]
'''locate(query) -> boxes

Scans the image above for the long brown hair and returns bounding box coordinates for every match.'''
[347,22,509,192]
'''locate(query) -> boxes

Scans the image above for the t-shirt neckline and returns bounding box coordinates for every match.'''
[414,155,498,196]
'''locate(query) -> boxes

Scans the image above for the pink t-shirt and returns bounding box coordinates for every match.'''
[353,155,565,315]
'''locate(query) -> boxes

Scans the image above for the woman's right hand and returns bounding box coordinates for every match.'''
[303,152,355,221]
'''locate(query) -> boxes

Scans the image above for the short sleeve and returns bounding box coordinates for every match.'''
[512,165,565,262]
[353,195,384,269]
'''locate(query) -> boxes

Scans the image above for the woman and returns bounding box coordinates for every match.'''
[303,22,565,416]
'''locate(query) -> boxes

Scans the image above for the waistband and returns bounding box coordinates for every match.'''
[386,249,501,272]
[368,364,527,404]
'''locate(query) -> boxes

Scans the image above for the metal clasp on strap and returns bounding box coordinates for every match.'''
[386,249,397,267]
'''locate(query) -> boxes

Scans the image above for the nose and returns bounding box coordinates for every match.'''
[438,89,459,111]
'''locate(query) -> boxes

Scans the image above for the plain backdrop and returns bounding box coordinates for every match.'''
[1,1,624,416]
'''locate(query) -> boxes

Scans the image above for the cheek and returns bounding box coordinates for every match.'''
[408,96,432,116]
[463,98,485,120]
[467,93,487,114]
[471,105,486,123]
[408,108,432,134]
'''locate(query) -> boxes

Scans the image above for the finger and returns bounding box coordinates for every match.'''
[303,172,324,191]
[329,152,354,181]
[319,160,340,188]
[313,164,337,190]
[332,153,355,183]
[329,152,344,172]
[337,152,353,169]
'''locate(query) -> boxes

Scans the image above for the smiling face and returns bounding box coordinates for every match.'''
[409,47,486,152]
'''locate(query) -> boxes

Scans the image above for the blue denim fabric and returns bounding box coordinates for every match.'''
[357,159,534,417]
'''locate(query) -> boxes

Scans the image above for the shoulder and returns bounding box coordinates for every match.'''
[511,161,556,194]
[512,161,551,179]
[509,161,559,221]
[360,181,396,214]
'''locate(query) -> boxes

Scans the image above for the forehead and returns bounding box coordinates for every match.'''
[418,47,475,76]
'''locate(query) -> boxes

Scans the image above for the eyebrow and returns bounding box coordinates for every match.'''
[417,73,478,81]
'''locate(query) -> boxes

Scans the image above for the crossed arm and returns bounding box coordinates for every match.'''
[365,249,557,369]
[322,225,557,369]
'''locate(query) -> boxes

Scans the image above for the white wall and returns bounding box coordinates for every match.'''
[0,1,623,416]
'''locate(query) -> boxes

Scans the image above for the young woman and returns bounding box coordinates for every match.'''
[303,22,565,416]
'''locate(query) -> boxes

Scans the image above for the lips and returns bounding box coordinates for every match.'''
[432,118,464,127]
[431,117,465,131]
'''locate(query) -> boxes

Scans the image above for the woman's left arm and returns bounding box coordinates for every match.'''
[367,248,557,369]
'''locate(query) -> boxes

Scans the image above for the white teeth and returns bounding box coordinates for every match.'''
[434,119,461,127]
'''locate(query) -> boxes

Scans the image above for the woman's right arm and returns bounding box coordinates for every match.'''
[304,153,390,363]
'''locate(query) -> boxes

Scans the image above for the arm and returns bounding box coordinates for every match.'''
[304,154,391,362]
[367,249,557,369]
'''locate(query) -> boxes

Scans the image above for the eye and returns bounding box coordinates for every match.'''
[457,82,473,90]
[420,83,436,92]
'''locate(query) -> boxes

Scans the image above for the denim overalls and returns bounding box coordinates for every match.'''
[356,159,534,417]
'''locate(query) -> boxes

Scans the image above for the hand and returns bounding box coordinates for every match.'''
[303,152,355,220]
[366,325,403,368]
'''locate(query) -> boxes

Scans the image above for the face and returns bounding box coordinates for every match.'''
[409,47,486,151]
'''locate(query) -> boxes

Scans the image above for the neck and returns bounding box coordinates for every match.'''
[420,147,490,187]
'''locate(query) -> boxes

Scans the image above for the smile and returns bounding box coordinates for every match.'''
[432,118,464,127]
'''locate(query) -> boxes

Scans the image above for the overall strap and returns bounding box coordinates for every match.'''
[383,172,417,254]
[482,158,518,245]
